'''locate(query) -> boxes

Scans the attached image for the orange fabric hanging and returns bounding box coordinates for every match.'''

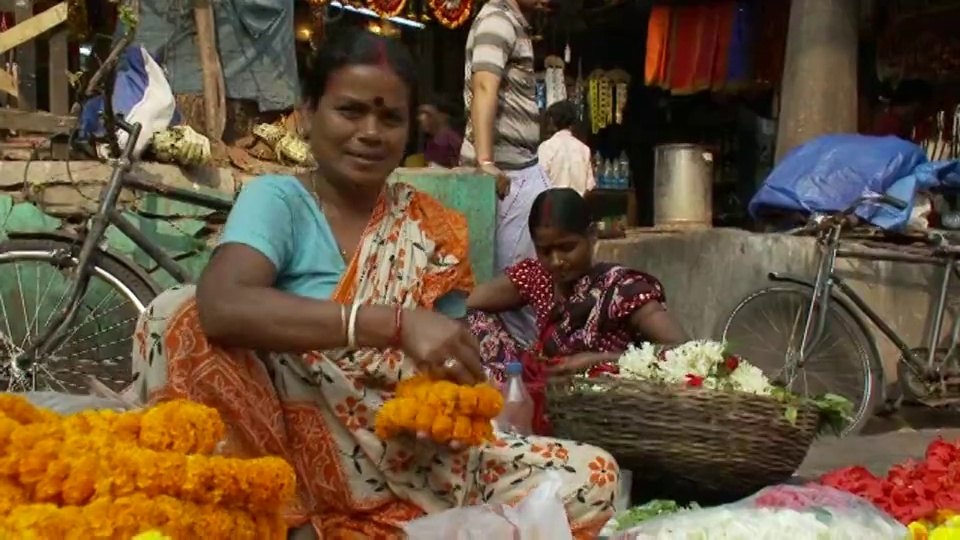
[644,6,672,86]
[691,3,726,93]
[667,4,704,94]
[711,1,737,90]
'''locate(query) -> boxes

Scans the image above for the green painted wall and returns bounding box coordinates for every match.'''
[0,168,497,291]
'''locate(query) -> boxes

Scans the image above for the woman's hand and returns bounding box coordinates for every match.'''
[547,352,620,376]
[479,162,510,199]
[399,309,486,385]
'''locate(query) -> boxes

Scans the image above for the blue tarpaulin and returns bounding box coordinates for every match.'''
[749,134,960,231]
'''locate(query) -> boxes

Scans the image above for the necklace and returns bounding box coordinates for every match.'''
[309,174,348,260]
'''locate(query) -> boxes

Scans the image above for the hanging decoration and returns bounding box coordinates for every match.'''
[370,0,408,18]
[573,57,585,122]
[607,69,630,125]
[587,69,613,134]
[430,0,473,28]
[544,55,567,109]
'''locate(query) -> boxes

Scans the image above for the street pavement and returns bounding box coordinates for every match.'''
[796,406,960,479]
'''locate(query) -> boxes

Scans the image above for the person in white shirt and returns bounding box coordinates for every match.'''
[538,100,595,195]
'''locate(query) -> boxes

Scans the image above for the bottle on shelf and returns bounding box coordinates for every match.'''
[494,361,534,435]
[617,152,631,189]
[609,158,621,190]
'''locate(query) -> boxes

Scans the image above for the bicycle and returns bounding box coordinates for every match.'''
[716,192,960,436]
[0,116,233,394]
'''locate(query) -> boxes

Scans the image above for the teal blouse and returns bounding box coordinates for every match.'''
[218,175,466,317]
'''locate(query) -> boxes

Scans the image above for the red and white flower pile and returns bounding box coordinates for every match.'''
[617,340,773,396]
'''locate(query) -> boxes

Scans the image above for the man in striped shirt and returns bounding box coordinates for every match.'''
[461,0,551,345]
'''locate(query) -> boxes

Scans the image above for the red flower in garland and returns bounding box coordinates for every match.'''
[685,374,704,387]
[724,355,740,371]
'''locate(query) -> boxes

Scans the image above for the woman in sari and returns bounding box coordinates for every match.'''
[131,30,618,539]
[467,187,689,433]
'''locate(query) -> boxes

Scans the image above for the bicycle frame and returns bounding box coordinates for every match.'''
[771,224,960,380]
[19,121,234,364]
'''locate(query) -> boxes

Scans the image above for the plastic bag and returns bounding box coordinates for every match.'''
[748,134,927,221]
[15,376,141,415]
[403,471,574,540]
[612,485,906,539]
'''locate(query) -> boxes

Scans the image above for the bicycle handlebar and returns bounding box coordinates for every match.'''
[110,114,143,160]
[796,192,911,235]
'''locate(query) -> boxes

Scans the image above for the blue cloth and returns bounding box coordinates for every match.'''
[219,175,466,317]
[133,0,298,111]
[747,134,960,231]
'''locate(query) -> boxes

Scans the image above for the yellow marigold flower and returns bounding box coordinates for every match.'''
[931,525,960,540]
[0,395,58,425]
[138,400,225,455]
[395,375,431,397]
[939,510,959,522]
[911,521,931,540]
[376,377,504,446]
[431,414,455,443]
[413,406,437,433]
[1,494,287,539]
[133,531,170,540]
[0,478,26,517]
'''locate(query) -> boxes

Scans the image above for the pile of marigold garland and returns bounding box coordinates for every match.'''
[0,394,296,539]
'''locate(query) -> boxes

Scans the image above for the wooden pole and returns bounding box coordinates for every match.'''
[193,0,226,141]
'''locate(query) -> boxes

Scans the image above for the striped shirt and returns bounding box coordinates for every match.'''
[460,0,540,170]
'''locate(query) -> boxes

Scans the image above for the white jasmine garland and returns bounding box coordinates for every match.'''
[615,340,773,396]
[612,506,906,539]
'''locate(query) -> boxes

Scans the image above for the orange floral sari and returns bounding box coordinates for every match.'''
[131,182,619,539]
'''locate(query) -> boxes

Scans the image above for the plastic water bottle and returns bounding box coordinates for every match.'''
[495,361,534,435]
[618,152,631,189]
[609,158,621,190]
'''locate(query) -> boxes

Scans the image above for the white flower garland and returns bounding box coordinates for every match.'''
[612,340,773,396]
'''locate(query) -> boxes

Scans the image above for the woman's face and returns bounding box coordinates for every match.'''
[310,64,410,189]
[532,225,593,285]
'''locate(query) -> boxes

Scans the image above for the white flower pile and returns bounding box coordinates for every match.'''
[611,506,906,540]
[616,340,773,396]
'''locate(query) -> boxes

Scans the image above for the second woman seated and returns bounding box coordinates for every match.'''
[467,187,689,434]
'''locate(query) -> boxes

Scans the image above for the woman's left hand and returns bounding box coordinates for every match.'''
[547,352,618,376]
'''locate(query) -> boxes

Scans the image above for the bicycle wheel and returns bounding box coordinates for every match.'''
[720,285,882,436]
[0,237,157,393]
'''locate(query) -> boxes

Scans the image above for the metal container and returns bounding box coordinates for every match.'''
[653,143,714,229]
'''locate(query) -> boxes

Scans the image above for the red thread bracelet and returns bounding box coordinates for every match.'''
[391,305,403,347]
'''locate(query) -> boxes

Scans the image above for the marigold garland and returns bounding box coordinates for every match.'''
[0,396,295,539]
[0,493,285,539]
[375,375,502,446]
[430,0,473,29]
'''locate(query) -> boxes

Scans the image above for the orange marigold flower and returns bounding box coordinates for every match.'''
[138,400,225,455]
[0,395,58,425]
[431,414,455,443]
[376,376,504,447]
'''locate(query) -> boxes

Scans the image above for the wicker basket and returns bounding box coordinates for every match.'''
[547,377,820,498]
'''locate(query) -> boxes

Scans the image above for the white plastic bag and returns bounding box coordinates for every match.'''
[404,471,574,540]
[612,485,906,540]
[15,376,141,415]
